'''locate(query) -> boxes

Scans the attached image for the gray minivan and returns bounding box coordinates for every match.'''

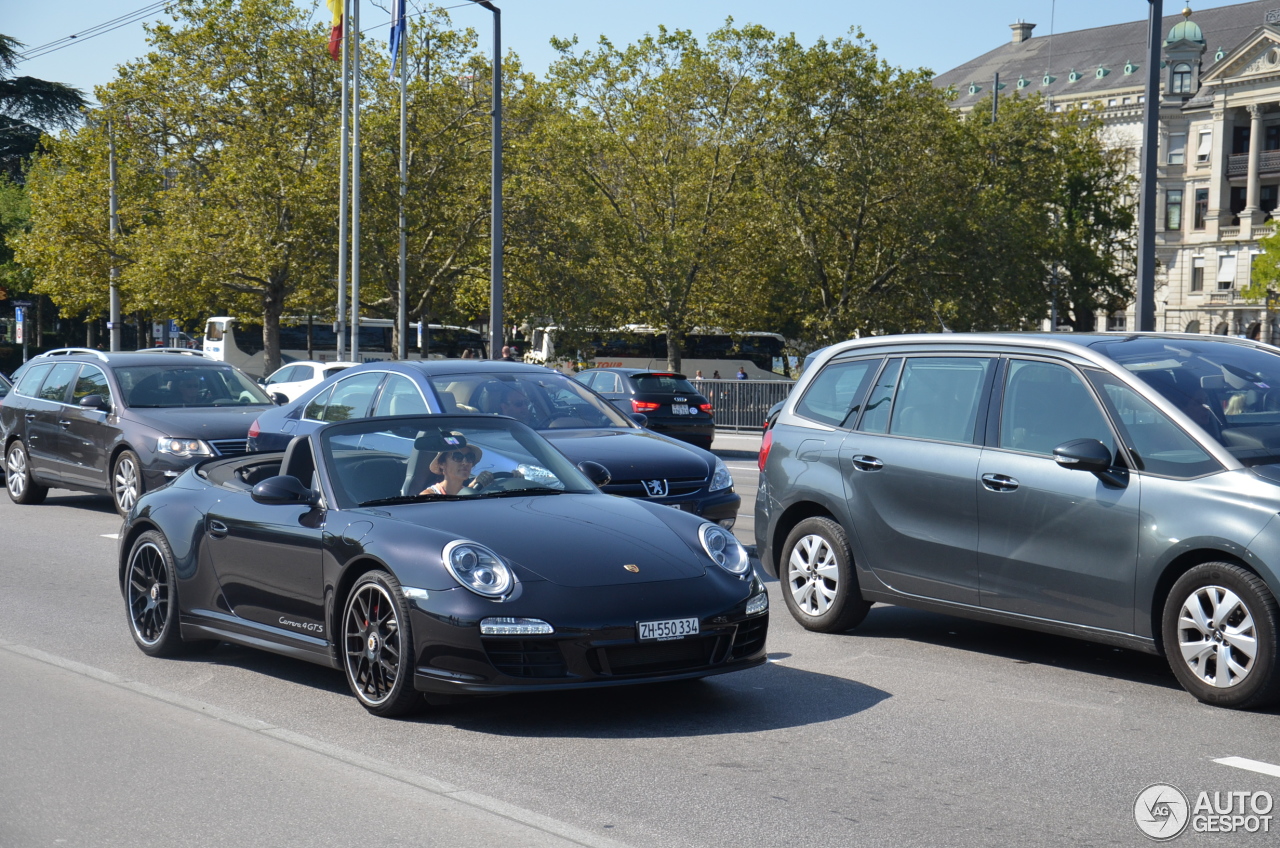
[756,332,1280,709]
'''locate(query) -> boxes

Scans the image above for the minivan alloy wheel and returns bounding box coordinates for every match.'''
[113,450,142,515]
[1176,584,1257,688]
[778,517,870,633]
[6,441,48,505]
[788,534,840,616]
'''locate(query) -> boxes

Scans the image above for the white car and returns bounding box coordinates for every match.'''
[261,360,358,402]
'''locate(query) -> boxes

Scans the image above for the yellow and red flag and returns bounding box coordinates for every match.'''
[326,0,343,61]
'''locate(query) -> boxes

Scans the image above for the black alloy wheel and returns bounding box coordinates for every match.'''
[342,571,421,717]
[5,441,48,505]
[1162,562,1280,710]
[112,449,144,517]
[779,516,871,633]
[125,530,217,657]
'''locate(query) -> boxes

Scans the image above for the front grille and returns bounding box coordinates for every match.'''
[731,616,768,658]
[482,639,569,678]
[601,637,719,675]
[604,477,706,498]
[209,439,248,457]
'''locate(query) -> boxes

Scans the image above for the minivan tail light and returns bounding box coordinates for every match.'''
[758,427,773,472]
[632,400,661,413]
[698,402,713,414]
[248,417,261,439]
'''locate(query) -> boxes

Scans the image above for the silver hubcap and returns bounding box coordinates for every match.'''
[1177,584,1257,689]
[6,447,26,498]
[787,533,840,617]
[114,457,139,512]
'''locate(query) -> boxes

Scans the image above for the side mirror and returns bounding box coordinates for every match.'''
[577,460,612,487]
[1052,438,1113,473]
[629,413,649,427]
[270,392,290,406]
[79,394,108,410]
[252,475,318,506]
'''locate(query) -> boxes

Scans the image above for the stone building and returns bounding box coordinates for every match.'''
[935,1,1280,340]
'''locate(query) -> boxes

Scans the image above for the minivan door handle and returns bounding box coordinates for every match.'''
[851,455,884,472]
[981,473,1020,493]
[208,519,229,539]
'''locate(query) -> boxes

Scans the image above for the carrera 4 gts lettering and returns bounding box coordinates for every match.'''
[279,617,324,634]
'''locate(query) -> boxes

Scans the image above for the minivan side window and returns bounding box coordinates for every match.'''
[856,359,903,434]
[14,363,53,397]
[794,358,879,427]
[37,363,81,403]
[999,360,1115,456]
[888,357,993,444]
[1087,370,1219,478]
[72,365,112,406]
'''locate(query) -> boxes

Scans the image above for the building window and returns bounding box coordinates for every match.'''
[1234,125,1252,154]
[1193,188,1209,229]
[1172,63,1192,93]
[1166,189,1184,230]
[1196,131,1212,163]
[1122,96,1132,104]
[1191,256,1205,292]
[1269,125,1280,151]
[1108,98,1117,106]
[1264,184,1279,216]
[1218,254,1236,290]
[1106,312,1127,331]
[1168,133,1187,165]
[1231,186,1247,223]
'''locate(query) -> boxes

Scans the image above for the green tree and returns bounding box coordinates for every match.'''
[0,34,88,181]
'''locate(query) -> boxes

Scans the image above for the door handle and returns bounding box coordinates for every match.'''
[25,413,36,421]
[59,419,72,430]
[208,519,229,539]
[981,473,1020,493]
[851,455,884,472]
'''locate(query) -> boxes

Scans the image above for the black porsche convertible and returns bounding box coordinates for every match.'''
[119,414,769,716]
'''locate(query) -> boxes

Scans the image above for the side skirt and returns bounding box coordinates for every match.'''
[182,610,340,669]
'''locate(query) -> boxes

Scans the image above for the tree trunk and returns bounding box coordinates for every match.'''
[262,287,284,375]
[666,326,681,373]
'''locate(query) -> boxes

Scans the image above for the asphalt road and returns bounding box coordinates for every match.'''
[2,450,1280,847]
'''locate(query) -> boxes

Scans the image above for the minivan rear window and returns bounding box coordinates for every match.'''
[795,358,879,427]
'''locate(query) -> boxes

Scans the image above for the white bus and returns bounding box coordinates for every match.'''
[203,316,487,377]
[524,325,792,380]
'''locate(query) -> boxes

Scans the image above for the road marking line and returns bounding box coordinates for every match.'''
[1214,757,1280,779]
[101,533,120,539]
[0,641,633,848]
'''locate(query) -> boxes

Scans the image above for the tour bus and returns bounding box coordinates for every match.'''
[203,316,487,377]
[524,325,791,380]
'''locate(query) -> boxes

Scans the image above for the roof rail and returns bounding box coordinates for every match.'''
[134,347,211,358]
[38,348,110,362]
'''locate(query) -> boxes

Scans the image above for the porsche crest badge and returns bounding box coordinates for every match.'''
[624,564,640,573]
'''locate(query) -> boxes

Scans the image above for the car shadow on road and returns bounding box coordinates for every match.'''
[42,493,118,514]
[424,661,889,737]
[848,604,1183,692]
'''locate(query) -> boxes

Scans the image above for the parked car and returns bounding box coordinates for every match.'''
[2,348,274,516]
[0,371,11,405]
[261,360,358,403]
[574,367,714,450]
[757,332,1280,710]
[247,360,740,526]
[119,414,769,716]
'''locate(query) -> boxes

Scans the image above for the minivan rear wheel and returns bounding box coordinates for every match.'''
[6,441,48,505]
[780,517,870,632]
[1162,562,1280,710]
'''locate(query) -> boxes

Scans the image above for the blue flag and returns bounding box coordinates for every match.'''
[389,0,406,68]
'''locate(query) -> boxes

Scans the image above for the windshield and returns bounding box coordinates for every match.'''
[427,370,632,429]
[318,415,597,509]
[116,365,272,408]
[1095,336,1280,465]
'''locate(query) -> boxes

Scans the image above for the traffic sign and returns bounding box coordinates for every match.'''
[12,299,31,307]
[14,307,23,324]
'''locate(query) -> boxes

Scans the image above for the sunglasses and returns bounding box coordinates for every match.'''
[445,451,475,463]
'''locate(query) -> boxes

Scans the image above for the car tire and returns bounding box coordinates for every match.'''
[112,449,144,517]
[5,441,48,505]
[1162,562,1280,710]
[779,516,870,633]
[125,530,216,657]
[342,570,422,717]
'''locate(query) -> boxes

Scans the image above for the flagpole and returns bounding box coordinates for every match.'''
[336,0,350,361]
[397,5,408,360]
[351,0,362,363]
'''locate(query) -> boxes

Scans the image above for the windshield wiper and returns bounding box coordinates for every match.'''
[359,493,468,507]
[473,487,567,499]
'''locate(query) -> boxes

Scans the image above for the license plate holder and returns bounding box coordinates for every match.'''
[671,404,690,415]
[637,617,700,642]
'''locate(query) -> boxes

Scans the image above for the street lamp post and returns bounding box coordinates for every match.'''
[1135,0,1163,332]
[107,118,122,352]
[467,0,503,358]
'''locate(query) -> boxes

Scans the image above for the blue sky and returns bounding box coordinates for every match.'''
[5,0,1249,102]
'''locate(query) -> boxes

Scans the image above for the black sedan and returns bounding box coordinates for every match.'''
[575,368,715,450]
[246,360,740,527]
[119,414,769,716]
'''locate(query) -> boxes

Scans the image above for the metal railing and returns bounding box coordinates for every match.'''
[697,379,795,432]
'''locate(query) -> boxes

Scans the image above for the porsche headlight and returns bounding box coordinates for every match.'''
[156,437,213,458]
[709,457,734,492]
[699,523,750,576]
[442,541,514,598]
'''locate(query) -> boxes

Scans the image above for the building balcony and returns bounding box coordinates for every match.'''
[1226,150,1280,177]
[1209,291,1237,304]
[1221,226,1241,238]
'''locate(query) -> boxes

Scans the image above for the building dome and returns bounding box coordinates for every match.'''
[1166,7,1204,45]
